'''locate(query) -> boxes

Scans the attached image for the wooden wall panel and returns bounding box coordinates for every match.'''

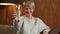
[7,5,16,25]
[33,0,60,29]
[0,6,7,25]
[0,5,15,25]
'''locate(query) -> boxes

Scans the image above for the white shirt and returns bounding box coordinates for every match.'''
[14,16,50,34]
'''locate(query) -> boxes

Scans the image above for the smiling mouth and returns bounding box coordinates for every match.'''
[25,11,29,14]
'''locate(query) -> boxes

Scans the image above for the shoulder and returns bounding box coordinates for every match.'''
[19,16,25,19]
[33,17,44,24]
[18,16,25,22]
[34,17,43,22]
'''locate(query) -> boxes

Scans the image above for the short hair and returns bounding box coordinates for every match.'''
[23,0,35,9]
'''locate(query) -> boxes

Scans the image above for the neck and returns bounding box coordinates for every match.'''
[25,14,32,19]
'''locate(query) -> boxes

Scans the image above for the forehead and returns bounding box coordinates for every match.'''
[24,5,34,9]
[25,6,32,8]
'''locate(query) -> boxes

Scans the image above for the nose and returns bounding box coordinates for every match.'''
[25,8,31,11]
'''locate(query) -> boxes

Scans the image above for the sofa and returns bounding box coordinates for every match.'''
[0,25,17,34]
[49,27,60,34]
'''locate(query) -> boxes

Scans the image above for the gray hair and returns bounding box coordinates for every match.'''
[23,0,35,9]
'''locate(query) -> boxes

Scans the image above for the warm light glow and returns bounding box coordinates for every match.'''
[0,3,16,5]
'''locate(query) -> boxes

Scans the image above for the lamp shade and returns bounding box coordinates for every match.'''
[0,0,17,5]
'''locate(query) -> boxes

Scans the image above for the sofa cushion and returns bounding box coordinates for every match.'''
[50,27,60,34]
[0,25,17,34]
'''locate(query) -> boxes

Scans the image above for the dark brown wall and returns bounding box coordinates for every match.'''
[0,6,7,25]
[33,0,60,29]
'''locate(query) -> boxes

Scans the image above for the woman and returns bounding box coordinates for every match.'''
[14,0,51,34]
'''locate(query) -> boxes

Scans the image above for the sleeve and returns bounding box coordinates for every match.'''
[37,18,51,33]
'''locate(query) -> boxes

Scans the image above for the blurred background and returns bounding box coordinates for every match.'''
[0,0,60,30]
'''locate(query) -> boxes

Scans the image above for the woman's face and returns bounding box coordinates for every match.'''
[24,6,34,16]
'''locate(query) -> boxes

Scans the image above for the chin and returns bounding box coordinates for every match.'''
[26,14,30,15]
[25,14,31,16]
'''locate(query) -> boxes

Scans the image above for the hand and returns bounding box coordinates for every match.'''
[43,31,48,34]
[15,17,20,22]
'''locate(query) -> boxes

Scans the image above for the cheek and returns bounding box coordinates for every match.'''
[25,9,27,12]
[30,10,34,13]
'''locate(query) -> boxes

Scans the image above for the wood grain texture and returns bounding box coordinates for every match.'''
[33,0,60,29]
